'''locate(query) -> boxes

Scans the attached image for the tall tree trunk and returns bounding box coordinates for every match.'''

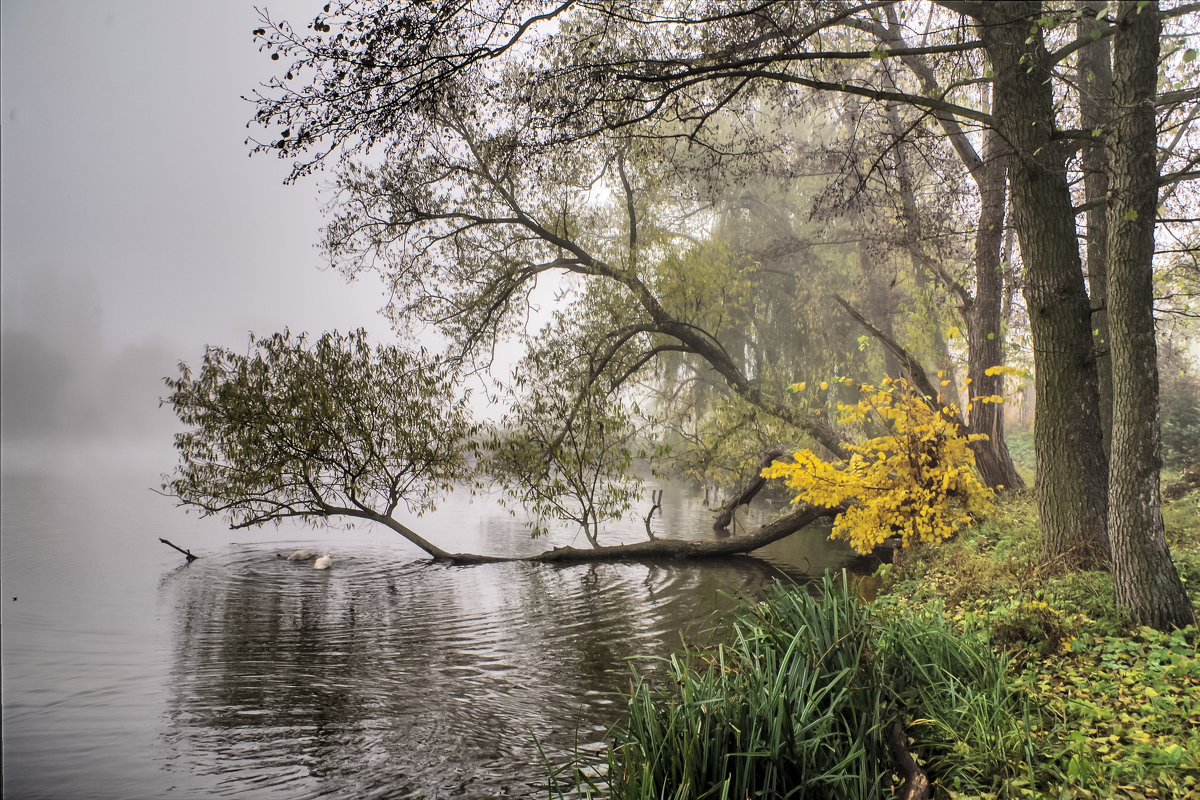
[977,2,1110,567]
[890,129,963,407]
[1105,0,1193,630]
[1079,0,1115,459]
[966,128,1023,490]
[876,54,1022,490]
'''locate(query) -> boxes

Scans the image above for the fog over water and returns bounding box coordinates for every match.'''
[0,6,874,797]
[1,1,396,447]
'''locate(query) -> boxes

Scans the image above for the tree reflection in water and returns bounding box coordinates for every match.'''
[160,547,803,798]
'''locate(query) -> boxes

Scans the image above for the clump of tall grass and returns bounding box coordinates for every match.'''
[555,573,1034,799]
[603,575,887,799]
[875,608,1035,794]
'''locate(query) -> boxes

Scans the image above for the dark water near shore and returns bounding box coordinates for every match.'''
[1,443,862,799]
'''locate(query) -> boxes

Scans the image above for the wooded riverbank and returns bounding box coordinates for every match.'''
[552,488,1200,798]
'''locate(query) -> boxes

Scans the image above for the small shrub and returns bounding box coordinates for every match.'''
[764,377,994,554]
[990,600,1072,655]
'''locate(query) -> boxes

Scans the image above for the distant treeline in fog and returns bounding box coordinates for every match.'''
[2,329,180,443]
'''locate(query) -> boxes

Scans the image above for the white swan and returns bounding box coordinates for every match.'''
[313,552,333,570]
[286,549,319,561]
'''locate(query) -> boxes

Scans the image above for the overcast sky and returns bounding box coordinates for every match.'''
[1,1,402,442]
[1,0,393,352]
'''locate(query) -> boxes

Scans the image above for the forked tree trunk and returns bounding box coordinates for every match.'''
[978,2,1110,568]
[1104,0,1193,630]
[965,127,1023,490]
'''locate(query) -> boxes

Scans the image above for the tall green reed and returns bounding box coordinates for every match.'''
[552,572,1034,799]
[875,608,1035,795]
[595,574,888,799]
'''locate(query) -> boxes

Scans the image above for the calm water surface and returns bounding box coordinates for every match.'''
[2,442,862,799]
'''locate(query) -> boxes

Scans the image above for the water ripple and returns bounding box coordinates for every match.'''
[4,460,862,799]
[155,544,805,797]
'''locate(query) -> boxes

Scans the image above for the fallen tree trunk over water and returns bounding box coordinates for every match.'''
[441,503,840,565]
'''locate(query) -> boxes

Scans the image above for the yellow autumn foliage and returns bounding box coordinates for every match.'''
[762,378,995,554]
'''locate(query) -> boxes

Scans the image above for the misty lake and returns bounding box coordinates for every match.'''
[1,442,865,799]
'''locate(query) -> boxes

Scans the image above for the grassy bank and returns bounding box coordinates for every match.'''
[553,488,1200,799]
[874,488,1200,797]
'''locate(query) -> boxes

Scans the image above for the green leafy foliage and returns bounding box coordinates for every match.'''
[877,491,1200,797]
[658,389,794,498]
[162,329,475,529]
[485,311,647,546]
[1015,624,1200,795]
[486,387,642,546]
[650,238,754,338]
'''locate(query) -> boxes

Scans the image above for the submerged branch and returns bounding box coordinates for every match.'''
[159,537,199,562]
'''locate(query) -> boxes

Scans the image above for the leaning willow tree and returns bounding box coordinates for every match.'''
[163,329,839,562]
[228,1,1197,626]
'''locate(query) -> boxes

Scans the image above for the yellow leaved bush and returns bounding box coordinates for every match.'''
[762,378,995,554]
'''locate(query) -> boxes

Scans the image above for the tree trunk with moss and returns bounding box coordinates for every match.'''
[1104,0,1193,630]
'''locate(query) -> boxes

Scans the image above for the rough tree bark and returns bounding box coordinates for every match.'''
[1104,0,1194,630]
[974,1,1110,567]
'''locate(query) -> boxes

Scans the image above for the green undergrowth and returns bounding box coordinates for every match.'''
[552,574,1034,799]
[874,489,1200,798]
[549,488,1200,800]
